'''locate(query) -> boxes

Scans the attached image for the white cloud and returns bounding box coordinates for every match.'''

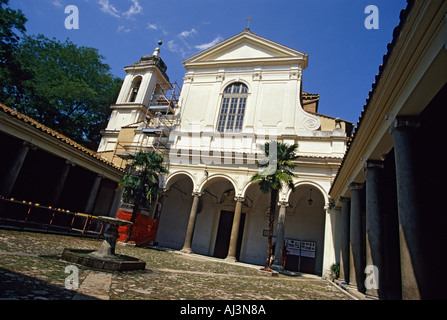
[123,0,142,19]
[146,22,168,36]
[99,0,120,18]
[98,0,141,19]
[147,23,158,30]
[166,40,180,53]
[166,40,188,58]
[195,36,223,51]
[52,0,63,8]
[179,28,197,38]
[166,29,222,58]
[117,25,131,33]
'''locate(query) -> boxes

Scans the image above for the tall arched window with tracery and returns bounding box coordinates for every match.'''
[217,82,248,133]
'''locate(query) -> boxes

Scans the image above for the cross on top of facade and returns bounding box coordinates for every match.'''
[245,16,254,29]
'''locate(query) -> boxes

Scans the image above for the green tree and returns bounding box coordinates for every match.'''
[0,0,26,63]
[251,141,299,270]
[2,34,122,149]
[120,150,168,241]
[0,0,28,102]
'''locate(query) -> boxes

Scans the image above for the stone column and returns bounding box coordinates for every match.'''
[181,192,202,254]
[225,196,245,262]
[0,141,31,197]
[365,160,385,298]
[50,160,75,206]
[109,186,123,217]
[339,196,351,283]
[349,182,365,292]
[272,201,289,270]
[84,174,103,213]
[391,116,427,299]
[150,189,166,220]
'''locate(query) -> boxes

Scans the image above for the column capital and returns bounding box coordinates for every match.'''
[65,159,76,167]
[192,191,203,197]
[22,141,37,150]
[349,182,364,191]
[364,159,384,171]
[234,196,245,203]
[277,201,289,207]
[390,116,421,134]
[339,196,351,203]
[325,198,336,210]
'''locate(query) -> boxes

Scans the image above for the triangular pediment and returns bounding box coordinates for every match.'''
[183,30,308,67]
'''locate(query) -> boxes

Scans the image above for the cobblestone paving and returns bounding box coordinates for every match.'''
[0,229,351,300]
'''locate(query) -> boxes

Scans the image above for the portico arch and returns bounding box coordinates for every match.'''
[165,170,197,191]
[156,172,195,249]
[198,174,239,196]
[195,174,241,258]
[286,180,329,204]
[283,182,327,275]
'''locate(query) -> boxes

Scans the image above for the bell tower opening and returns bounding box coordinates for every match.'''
[128,76,142,103]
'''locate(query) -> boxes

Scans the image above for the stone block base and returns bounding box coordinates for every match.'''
[62,248,146,272]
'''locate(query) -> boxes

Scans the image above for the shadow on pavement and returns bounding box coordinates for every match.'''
[0,267,98,300]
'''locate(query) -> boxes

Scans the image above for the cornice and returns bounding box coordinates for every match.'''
[183,30,308,69]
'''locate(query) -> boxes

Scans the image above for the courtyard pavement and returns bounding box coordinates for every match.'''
[0,228,353,303]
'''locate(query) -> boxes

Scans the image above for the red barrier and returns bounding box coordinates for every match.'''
[115,209,159,245]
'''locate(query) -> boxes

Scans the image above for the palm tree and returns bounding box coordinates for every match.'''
[251,141,299,269]
[119,150,168,241]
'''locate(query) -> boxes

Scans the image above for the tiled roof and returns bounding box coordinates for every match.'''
[302,91,320,100]
[0,103,125,172]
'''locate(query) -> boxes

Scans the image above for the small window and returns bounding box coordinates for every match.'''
[217,83,248,133]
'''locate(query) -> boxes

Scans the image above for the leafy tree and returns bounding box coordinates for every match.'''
[1,31,122,149]
[0,0,26,63]
[120,150,168,241]
[251,141,299,270]
[1,1,121,149]
[0,0,27,102]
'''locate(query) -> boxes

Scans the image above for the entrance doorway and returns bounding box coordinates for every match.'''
[213,210,246,259]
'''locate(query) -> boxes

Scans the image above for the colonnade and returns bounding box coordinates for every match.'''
[177,186,324,270]
[337,116,440,299]
[180,192,246,263]
[0,136,121,217]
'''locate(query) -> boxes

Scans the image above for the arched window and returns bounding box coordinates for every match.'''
[128,76,142,103]
[217,82,248,133]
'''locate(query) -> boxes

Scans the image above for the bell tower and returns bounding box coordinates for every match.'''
[97,41,172,155]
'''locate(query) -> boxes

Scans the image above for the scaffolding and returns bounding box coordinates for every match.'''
[105,81,182,233]
[142,80,181,155]
[110,81,181,167]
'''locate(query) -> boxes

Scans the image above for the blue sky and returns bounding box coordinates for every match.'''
[9,0,407,124]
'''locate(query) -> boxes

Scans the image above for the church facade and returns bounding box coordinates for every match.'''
[98,29,351,277]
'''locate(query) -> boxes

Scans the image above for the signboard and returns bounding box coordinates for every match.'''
[283,239,317,273]
[300,241,316,258]
[284,239,300,256]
